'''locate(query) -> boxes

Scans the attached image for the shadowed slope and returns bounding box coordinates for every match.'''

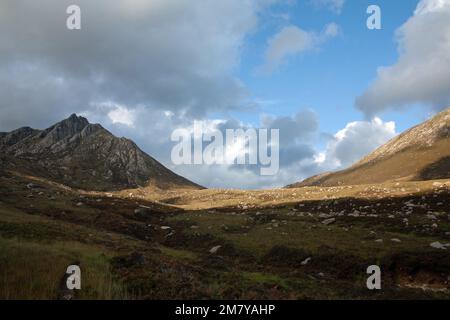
[0,114,202,191]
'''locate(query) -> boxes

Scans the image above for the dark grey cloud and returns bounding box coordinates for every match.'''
[90,107,321,189]
[81,108,400,188]
[0,0,400,189]
[262,109,319,145]
[200,110,320,187]
[0,0,269,130]
[279,144,315,167]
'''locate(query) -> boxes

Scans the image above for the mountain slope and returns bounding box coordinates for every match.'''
[288,108,450,188]
[0,114,202,191]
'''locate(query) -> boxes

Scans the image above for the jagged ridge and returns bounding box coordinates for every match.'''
[0,114,202,191]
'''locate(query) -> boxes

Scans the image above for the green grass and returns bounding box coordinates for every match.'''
[158,245,198,261]
[169,211,442,259]
[0,203,135,299]
[0,237,129,299]
[1,172,448,300]
[241,272,289,289]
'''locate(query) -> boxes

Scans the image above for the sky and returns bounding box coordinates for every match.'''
[0,0,449,189]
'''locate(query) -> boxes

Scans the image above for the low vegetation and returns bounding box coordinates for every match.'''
[0,170,449,299]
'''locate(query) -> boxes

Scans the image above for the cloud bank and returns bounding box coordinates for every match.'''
[0,0,272,130]
[0,0,400,189]
[356,0,450,117]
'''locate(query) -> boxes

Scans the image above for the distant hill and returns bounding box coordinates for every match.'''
[287,108,450,188]
[0,114,202,191]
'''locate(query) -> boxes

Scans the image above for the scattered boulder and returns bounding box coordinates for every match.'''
[322,218,336,225]
[165,231,175,238]
[209,245,222,254]
[430,242,447,250]
[301,257,312,266]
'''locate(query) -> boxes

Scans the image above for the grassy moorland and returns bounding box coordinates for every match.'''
[0,170,449,299]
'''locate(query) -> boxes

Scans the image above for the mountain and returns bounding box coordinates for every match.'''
[288,107,450,188]
[0,114,202,191]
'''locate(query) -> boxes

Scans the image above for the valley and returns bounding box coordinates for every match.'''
[1,169,449,299]
[1,109,449,300]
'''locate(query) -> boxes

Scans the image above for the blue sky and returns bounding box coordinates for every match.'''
[1,0,449,189]
[232,0,422,134]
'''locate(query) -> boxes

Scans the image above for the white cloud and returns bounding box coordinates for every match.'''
[266,26,314,64]
[415,0,450,14]
[0,0,404,190]
[260,23,340,73]
[107,105,136,127]
[75,103,399,189]
[310,0,346,14]
[317,118,397,169]
[356,0,450,117]
[90,108,320,189]
[173,110,323,188]
[324,22,340,37]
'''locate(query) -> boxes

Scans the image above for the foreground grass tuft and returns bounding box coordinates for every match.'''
[0,237,128,299]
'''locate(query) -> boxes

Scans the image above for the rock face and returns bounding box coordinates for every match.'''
[0,114,202,191]
[288,108,450,188]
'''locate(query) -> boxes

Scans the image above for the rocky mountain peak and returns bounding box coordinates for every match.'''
[0,126,38,147]
[37,114,90,147]
[0,114,201,191]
